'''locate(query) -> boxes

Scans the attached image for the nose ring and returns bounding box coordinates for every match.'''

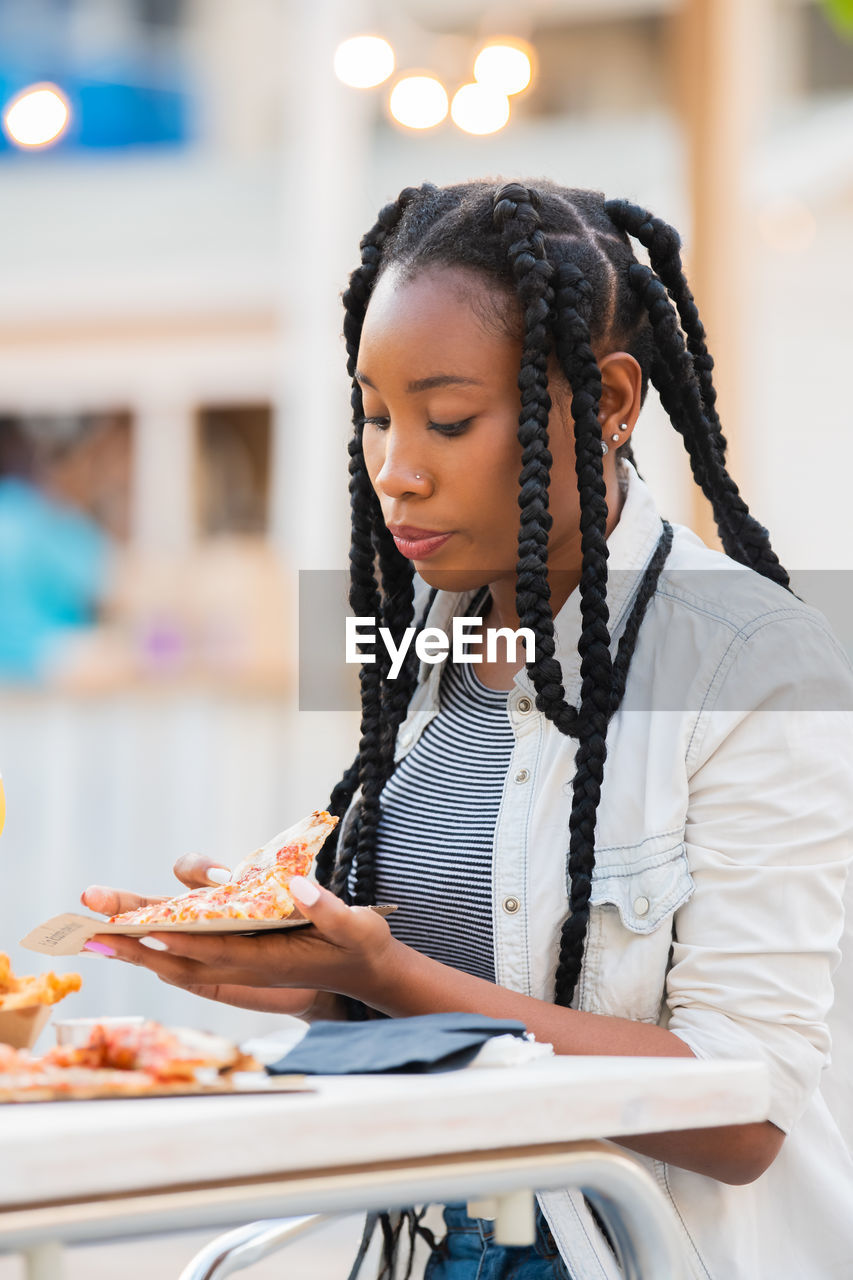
[415,473,422,481]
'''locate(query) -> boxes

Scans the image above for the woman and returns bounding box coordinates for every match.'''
[85,181,853,1278]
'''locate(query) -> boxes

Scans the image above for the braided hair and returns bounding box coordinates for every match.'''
[317,179,790,1010]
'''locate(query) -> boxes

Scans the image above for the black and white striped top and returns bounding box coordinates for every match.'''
[374,657,516,983]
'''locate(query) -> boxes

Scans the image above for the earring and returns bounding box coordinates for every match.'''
[600,441,609,455]
[610,433,621,443]
[619,422,629,432]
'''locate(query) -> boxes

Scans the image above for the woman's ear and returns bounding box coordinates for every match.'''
[597,351,643,446]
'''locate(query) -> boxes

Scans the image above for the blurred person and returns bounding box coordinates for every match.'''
[0,418,114,682]
[84,182,853,1279]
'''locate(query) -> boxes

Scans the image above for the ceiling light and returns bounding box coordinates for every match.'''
[3,84,70,149]
[474,42,533,97]
[334,35,395,89]
[389,76,448,130]
[450,82,510,135]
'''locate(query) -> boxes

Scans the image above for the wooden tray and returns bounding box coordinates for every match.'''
[0,1072,311,1104]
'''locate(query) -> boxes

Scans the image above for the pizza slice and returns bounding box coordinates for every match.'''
[1,1021,258,1099]
[44,1021,250,1082]
[0,1043,30,1073]
[0,1062,160,1100]
[109,808,338,927]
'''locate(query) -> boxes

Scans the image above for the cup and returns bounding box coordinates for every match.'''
[54,1015,146,1047]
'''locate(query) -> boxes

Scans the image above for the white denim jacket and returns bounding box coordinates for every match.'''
[345,461,853,1279]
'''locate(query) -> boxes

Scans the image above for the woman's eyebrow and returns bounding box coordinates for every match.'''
[355,370,483,393]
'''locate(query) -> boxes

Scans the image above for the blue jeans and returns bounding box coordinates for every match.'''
[424,1204,573,1280]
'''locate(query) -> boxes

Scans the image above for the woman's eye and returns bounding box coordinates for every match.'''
[358,416,472,437]
[428,419,473,437]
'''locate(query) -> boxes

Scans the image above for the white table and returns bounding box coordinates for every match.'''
[0,1057,769,1280]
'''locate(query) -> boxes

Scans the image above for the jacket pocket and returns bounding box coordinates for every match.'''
[590,836,695,932]
[581,838,694,1022]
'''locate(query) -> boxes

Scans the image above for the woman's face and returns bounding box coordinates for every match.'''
[356,264,585,595]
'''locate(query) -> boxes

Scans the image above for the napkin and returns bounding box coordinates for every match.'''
[266,1012,528,1076]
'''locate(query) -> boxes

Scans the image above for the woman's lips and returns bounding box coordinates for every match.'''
[387,525,454,559]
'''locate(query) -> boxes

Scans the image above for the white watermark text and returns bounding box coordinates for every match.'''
[345,616,535,678]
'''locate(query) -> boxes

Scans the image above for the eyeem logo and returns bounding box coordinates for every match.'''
[346,617,536,678]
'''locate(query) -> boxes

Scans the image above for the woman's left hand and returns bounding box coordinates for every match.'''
[89,878,395,1006]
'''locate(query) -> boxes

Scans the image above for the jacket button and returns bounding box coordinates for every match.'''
[517,697,532,714]
[503,896,521,914]
[633,895,650,917]
[514,769,530,784]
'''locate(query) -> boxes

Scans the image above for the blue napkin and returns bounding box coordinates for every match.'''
[266,1012,527,1075]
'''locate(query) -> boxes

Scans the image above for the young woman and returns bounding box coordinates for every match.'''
[86,180,853,1279]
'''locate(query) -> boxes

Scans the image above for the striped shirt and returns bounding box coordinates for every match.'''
[374,656,515,983]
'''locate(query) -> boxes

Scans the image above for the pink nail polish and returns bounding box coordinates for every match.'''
[83,941,116,957]
[289,876,320,906]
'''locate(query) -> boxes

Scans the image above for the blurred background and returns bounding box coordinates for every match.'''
[0,0,852,1048]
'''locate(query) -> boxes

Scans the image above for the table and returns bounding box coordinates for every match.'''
[0,1057,769,1280]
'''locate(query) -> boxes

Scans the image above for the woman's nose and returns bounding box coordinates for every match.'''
[375,437,433,499]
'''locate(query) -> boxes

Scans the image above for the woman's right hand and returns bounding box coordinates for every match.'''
[80,855,321,1018]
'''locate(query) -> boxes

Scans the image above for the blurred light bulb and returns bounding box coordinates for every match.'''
[334,35,395,89]
[474,43,533,96]
[389,76,448,130]
[451,82,510,135]
[3,84,70,148]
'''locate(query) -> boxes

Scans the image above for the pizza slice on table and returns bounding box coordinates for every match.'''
[0,1021,261,1099]
[110,809,338,927]
[44,1022,250,1081]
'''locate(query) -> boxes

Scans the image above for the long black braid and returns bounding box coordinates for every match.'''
[605,198,788,588]
[548,256,616,1001]
[317,189,424,904]
[320,178,790,1015]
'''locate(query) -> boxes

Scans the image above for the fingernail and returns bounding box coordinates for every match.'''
[207,867,232,885]
[289,876,320,906]
[83,941,116,957]
[140,937,170,951]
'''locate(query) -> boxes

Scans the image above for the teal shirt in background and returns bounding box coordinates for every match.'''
[0,478,110,681]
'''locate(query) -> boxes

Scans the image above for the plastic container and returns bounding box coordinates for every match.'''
[54,1015,146,1048]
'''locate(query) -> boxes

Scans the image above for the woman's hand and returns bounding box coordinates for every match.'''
[87,878,396,1014]
[80,858,323,1017]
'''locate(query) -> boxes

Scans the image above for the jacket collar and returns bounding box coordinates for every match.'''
[415,460,666,699]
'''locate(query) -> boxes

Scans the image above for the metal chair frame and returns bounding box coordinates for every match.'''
[175,1146,689,1280]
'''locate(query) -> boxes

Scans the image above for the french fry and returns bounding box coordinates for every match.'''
[0,953,82,1010]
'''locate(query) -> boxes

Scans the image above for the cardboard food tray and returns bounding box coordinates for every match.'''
[0,1072,312,1105]
[21,906,397,957]
[0,1005,52,1050]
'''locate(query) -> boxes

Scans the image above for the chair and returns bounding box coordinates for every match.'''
[177,1215,331,1280]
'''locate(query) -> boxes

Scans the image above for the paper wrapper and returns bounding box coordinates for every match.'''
[0,1005,52,1050]
[21,906,397,957]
